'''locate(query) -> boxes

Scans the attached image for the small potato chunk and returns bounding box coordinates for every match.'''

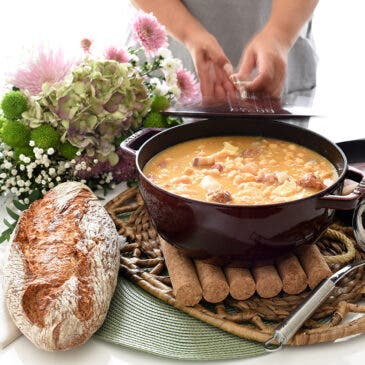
[233,173,256,185]
[271,179,298,197]
[171,175,192,184]
[297,173,326,190]
[183,167,194,175]
[206,189,232,203]
[242,162,259,174]
[275,171,289,184]
[200,176,221,192]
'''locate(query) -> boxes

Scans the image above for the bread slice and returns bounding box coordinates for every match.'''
[3,182,120,351]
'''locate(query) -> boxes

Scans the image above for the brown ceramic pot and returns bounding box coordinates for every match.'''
[121,119,365,266]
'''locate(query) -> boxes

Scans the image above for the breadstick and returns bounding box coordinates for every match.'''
[276,255,308,295]
[252,265,283,298]
[296,244,332,289]
[160,239,202,306]
[224,267,256,300]
[195,260,230,303]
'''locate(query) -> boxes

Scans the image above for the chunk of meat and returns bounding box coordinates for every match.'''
[243,147,263,158]
[256,171,278,185]
[211,163,223,172]
[206,189,232,203]
[192,156,215,167]
[297,173,326,190]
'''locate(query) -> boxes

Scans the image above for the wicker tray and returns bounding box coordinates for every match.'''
[105,187,365,346]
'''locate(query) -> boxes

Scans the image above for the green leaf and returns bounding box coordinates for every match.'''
[13,200,28,211]
[6,207,19,221]
[4,219,14,228]
[28,190,41,203]
[127,180,138,188]
[0,227,13,243]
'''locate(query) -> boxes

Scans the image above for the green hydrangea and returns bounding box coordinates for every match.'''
[143,112,167,128]
[1,91,28,120]
[58,141,79,160]
[151,95,170,112]
[30,124,60,149]
[22,59,152,162]
[14,146,34,161]
[0,119,31,148]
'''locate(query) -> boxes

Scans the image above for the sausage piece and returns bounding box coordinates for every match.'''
[192,156,215,167]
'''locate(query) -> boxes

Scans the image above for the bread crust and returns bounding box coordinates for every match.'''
[3,182,120,351]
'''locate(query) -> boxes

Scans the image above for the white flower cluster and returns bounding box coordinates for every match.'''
[0,141,78,204]
[152,48,182,100]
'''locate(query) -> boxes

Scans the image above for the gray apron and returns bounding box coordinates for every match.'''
[168,0,317,95]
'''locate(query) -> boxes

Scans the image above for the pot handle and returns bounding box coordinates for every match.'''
[120,128,164,159]
[318,166,365,210]
[353,197,365,251]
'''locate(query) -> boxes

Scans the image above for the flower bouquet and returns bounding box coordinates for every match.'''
[0,12,200,242]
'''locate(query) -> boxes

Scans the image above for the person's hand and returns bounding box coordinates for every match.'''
[233,27,290,99]
[185,31,236,104]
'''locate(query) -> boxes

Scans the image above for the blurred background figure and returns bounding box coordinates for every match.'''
[131,0,319,102]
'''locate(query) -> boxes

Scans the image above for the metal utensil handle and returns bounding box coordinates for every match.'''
[264,278,335,351]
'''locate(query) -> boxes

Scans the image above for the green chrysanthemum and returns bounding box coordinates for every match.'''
[58,141,79,160]
[151,95,170,112]
[30,124,60,149]
[0,119,31,148]
[14,146,34,161]
[143,111,166,128]
[0,116,6,130]
[1,91,28,120]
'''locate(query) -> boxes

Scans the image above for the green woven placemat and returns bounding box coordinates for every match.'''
[95,277,267,361]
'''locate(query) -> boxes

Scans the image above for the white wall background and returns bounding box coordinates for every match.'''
[0,0,364,138]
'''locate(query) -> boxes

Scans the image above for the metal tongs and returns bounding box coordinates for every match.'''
[264,199,365,352]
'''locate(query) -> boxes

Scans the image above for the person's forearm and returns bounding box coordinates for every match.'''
[130,0,207,47]
[265,0,319,48]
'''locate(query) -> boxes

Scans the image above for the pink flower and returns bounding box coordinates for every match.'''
[105,46,129,63]
[12,48,74,95]
[176,68,201,105]
[133,12,167,56]
[81,38,93,53]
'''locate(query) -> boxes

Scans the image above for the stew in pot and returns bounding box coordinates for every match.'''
[143,136,338,205]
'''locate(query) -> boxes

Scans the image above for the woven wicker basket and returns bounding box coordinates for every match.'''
[105,187,365,346]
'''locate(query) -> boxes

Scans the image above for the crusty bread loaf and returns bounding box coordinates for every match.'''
[3,182,120,351]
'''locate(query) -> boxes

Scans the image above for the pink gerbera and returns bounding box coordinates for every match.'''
[105,46,129,63]
[176,68,201,105]
[11,48,74,95]
[132,12,167,56]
